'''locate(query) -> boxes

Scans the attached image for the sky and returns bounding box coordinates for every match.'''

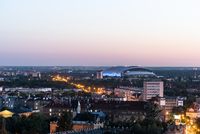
[0,0,200,66]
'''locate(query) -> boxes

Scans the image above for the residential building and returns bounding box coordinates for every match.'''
[143,81,164,101]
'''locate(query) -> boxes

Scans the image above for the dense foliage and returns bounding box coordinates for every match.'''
[0,113,49,134]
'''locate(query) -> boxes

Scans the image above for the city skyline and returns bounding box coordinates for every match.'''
[1,0,200,66]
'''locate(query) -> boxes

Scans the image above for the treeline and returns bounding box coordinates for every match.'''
[0,112,73,134]
[0,79,75,89]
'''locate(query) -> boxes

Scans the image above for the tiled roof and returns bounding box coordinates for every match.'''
[90,101,147,112]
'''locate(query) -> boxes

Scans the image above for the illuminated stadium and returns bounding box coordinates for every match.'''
[102,66,156,78]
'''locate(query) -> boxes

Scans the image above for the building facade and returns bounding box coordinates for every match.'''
[143,81,164,101]
[96,71,103,79]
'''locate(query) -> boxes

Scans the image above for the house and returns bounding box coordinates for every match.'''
[72,112,105,131]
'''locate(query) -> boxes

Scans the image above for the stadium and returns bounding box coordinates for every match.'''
[102,66,156,78]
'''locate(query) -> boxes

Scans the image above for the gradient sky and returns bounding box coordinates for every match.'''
[1,0,200,66]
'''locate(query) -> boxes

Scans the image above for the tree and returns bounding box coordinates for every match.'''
[27,113,49,134]
[5,114,49,134]
[144,102,161,123]
[5,116,21,134]
[57,112,73,132]
[131,123,144,134]
[142,102,165,134]
[0,117,8,134]
[147,123,162,134]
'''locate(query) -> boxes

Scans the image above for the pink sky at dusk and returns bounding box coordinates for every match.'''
[0,0,200,66]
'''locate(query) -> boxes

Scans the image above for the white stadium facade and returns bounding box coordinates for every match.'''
[102,66,156,78]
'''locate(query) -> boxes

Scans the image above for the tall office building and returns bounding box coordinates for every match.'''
[96,70,103,79]
[143,81,164,101]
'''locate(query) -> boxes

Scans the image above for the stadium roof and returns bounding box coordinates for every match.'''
[102,66,156,77]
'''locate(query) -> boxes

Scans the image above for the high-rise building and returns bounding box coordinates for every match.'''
[96,70,103,79]
[193,67,198,79]
[143,81,164,101]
